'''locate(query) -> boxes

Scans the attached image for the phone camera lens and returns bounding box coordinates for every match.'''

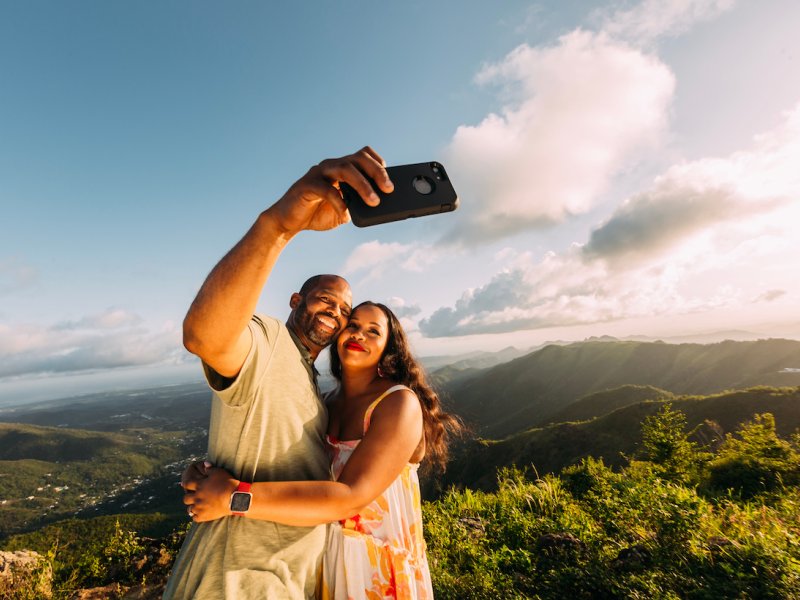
[412,175,435,195]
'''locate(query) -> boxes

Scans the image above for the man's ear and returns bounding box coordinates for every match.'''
[289,293,302,310]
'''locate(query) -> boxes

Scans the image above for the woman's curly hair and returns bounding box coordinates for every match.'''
[329,301,464,473]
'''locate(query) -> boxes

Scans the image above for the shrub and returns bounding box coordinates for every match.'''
[705,413,800,499]
[424,411,800,598]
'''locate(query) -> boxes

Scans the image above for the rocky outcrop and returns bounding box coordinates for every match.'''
[0,550,53,598]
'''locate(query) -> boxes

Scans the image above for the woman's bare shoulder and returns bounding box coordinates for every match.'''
[371,385,421,420]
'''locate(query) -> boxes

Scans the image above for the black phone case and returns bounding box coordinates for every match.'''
[341,161,459,227]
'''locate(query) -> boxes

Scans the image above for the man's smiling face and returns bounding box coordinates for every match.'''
[289,276,352,355]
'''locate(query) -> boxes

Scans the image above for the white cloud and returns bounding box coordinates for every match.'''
[342,241,413,277]
[0,312,186,378]
[583,184,784,266]
[53,308,143,331]
[341,240,447,282]
[419,248,740,337]
[386,296,422,319]
[601,0,736,46]
[442,30,674,244]
[586,103,800,264]
[435,0,745,247]
[422,102,800,337]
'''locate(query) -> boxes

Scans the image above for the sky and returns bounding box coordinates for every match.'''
[2,0,800,402]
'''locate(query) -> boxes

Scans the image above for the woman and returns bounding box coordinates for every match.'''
[182,301,462,599]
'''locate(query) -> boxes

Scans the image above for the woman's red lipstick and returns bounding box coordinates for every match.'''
[344,341,366,352]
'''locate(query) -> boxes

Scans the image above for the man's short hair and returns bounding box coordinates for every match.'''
[298,274,345,297]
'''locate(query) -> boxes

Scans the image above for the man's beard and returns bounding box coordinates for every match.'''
[296,300,339,347]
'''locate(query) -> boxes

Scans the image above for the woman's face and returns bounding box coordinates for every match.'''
[336,304,389,370]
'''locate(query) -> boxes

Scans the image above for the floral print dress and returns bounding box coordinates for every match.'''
[321,384,434,600]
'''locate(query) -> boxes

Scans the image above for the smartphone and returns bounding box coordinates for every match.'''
[341,161,459,227]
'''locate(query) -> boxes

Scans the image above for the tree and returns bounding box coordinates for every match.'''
[639,403,701,483]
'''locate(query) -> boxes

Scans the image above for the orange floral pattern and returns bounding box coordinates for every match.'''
[321,385,434,600]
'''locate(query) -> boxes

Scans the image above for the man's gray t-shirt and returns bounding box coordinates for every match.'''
[164,315,330,599]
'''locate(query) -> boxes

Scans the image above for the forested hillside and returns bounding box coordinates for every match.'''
[442,339,800,438]
[438,386,800,492]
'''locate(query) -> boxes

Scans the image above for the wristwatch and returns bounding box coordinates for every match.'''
[230,481,252,516]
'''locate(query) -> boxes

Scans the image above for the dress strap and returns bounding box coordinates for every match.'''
[363,384,412,435]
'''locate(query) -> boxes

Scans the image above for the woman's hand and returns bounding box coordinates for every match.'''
[180,459,211,490]
[183,466,239,523]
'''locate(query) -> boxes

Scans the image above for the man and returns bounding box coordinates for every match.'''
[163,147,394,599]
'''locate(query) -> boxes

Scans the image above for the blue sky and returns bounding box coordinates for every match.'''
[2,0,800,401]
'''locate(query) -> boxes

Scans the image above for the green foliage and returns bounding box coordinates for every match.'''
[1,514,189,598]
[426,410,800,598]
[641,403,691,464]
[66,520,143,587]
[639,403,709,484]
[705,413,800,499]
[2,513,178,555]
[439,386,800,493]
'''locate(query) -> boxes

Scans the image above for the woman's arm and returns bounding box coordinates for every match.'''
[183,389,423,525]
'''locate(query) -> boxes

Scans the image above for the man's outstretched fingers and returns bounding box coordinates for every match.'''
[359,145,386,167]
[320,160,380,207]
[353,148,393,195]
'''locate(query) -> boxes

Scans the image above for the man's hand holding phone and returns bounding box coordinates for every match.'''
[266,146,394,236]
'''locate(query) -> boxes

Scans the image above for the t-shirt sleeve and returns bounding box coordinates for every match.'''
[201,314,280,408]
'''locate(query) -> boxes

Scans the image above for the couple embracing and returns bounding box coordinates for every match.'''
[164,147,462,599]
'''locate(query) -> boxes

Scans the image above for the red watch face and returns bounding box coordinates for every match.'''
[230,491,252,513]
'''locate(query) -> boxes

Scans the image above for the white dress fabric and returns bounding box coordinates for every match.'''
[321,385,434,600]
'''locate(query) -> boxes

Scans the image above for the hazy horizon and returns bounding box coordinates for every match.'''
[4,325,800,407]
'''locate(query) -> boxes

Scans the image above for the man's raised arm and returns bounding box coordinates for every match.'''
[182,146,393,378]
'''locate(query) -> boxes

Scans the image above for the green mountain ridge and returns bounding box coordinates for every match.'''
[444,338,800,438]
[440,385,800,492]
[545,384,675,425]
[0,423,141,462]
